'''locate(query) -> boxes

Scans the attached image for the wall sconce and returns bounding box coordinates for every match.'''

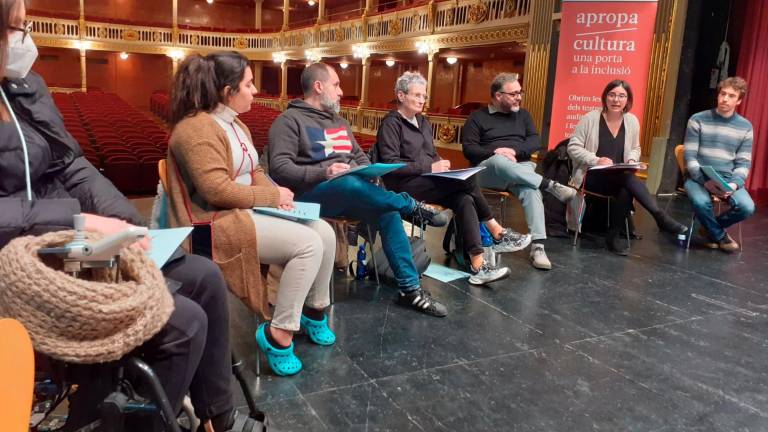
[415,40,433,54]
[352,45,370,59]
[305,50,322,63]
[119,52,129,60]
[272,52,287,63]
[167,50,185,60]
[339,62,349,69]
[385,60,395,67]
[446,57,457,65]
[73,40,91,50]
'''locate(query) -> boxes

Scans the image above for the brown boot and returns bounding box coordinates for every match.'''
[718,233,740,253]
[697,227,718,249]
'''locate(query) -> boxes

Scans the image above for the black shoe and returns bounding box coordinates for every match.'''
[606,235,629,256]
[411,201,451,227]
[656,213,688,235]
[396,288,448,317]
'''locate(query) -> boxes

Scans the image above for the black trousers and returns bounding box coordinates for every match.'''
[389,175,493,256]
[142,253,234,421]
[584,170,660,235]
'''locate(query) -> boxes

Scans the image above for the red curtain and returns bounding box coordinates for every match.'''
[736,0,768,204]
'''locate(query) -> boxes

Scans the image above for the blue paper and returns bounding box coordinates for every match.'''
[700,165,734,192]
[423,263,470,283]
[328,163,406,181]
[254,201,321,222]
[148,227,193,268]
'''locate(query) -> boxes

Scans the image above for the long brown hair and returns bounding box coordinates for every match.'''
[169,51,249,126]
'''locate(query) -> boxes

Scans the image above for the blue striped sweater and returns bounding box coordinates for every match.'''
[683,109,753,187]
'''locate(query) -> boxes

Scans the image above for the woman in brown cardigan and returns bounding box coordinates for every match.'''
[165,51,336,376]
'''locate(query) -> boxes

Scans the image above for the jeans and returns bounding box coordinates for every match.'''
[299,175,420,292]
[477,155,546,241]
[684,179,755,241]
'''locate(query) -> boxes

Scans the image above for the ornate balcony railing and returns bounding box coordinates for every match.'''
[29,0,530,54]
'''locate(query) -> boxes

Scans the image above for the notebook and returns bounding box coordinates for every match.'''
[148,227,194,268]
[253,201,321,222]
[327,163,406,180]
[422,166,486,181]
[700,165,734,192]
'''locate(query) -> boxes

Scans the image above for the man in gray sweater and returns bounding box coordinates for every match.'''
[268,62,456,317]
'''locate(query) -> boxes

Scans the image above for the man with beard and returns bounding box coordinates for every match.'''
[268,62,451,317]
[461,73,576,270]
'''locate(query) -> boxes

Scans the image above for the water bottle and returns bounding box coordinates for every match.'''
[677,232,687,248]
[355,244,368,279]
[479,224,497,267]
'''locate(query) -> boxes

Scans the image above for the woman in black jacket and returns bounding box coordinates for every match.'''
[0,1,260,430]
[374,72,526,284]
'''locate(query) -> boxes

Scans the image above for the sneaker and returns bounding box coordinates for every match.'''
[492,228,532,253]
[546,181,577,203]
[396,288,448,317]
[529,244,552,270]
[468,262,511,285]
[412,201,451,227]
[718,233,740,253]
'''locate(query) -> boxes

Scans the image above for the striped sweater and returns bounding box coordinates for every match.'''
[683,109,753,187]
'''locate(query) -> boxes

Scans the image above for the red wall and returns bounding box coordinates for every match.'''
[32,48,171,110]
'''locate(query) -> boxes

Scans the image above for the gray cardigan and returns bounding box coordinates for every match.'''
[567,110,642,187]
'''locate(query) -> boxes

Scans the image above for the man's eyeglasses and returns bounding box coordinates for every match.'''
[607,92,628,100]
[498,90,524,98]
[9,21,33,44]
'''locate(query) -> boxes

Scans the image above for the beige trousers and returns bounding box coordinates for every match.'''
[250,213,335,331]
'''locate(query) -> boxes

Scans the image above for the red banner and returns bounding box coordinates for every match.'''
[548,0,659,148]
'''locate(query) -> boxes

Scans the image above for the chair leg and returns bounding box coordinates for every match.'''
[367,226,380,286]
[624,217,631,250]
[253,315,261,377]
[572,195,586,246]
[500,195,507,225]
[686,213,695,250]
[738,222,743,252]
[330,270,335,304]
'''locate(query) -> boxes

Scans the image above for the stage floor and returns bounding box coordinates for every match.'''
[221,196,768,431]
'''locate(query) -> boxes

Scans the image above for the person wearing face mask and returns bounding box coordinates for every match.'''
[568,79,688,255]
[372,71,518,285]
[0,2,268,431]
[269,62,452,318]
[165,51,337,377]
[462,73,576,270]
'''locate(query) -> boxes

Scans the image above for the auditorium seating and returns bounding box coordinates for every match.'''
[52,91,169,195]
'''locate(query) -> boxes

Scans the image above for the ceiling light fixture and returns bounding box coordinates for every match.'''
[206,0,214,4]
[308,0,316,5]
[272,52,287,63]
[446,56,457,65]
[339,62,349,69]
[120,52,129,60]
[385,60,395,67]
[352,45,370,59]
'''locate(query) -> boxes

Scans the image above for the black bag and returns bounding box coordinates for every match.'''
[542,139,573,238]
[367,236,431,282]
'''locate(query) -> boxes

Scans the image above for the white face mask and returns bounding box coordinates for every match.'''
[5,30,38,79]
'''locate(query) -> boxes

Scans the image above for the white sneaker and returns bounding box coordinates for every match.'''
[529,243,552,270]
[492,228,532,253]
[546,182,577,203]
[468,262,511,285]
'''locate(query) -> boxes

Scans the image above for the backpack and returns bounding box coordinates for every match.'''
[367,236,431,283]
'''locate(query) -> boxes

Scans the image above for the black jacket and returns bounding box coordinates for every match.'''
[373,110,439,189]
[461,107,540,165]
[0,72,142,247]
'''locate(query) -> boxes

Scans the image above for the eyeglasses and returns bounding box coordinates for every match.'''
[607,92,628,100]
[498,90,524,98]
[9,21,32,44]
[406,93,428,101]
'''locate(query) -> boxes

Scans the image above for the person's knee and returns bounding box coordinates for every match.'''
[736,195,756,219]
[516,187,542,204]
[187,255,228,301]
[164,295,208,346]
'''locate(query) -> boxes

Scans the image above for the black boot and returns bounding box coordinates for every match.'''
[605,231,629,256]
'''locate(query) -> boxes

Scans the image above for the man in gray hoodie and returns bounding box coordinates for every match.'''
[268,62,450,317]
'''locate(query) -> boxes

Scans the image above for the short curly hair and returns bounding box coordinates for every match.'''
[394,71,427,100]
[717,76,748,100]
